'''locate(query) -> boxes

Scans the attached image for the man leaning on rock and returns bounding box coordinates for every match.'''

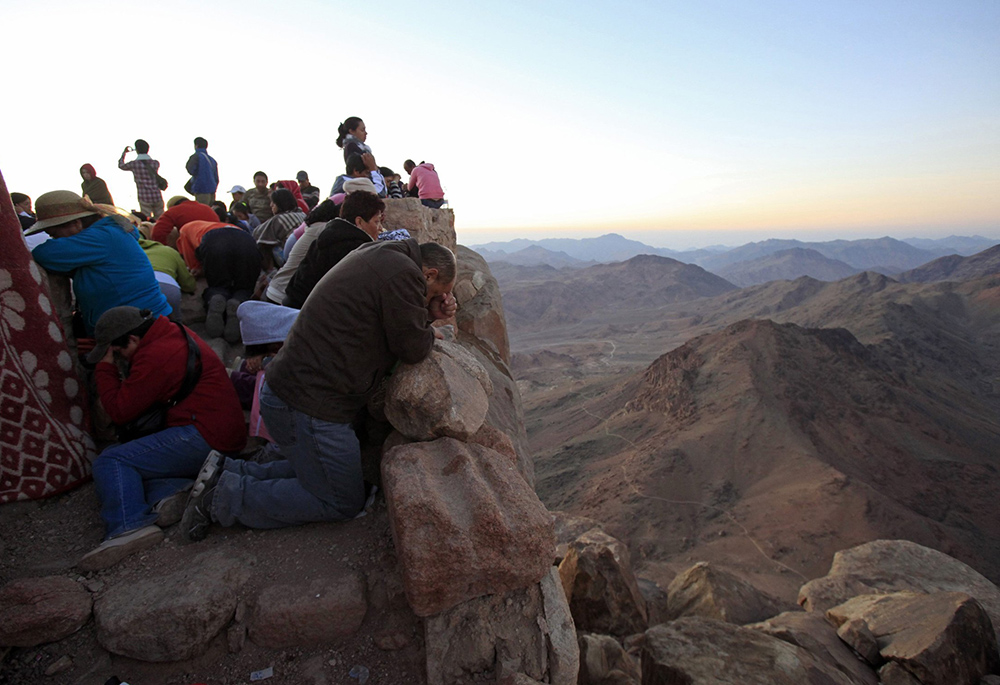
[181,238,458,539]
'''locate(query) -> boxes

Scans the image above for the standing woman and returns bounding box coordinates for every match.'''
[80,164,114,206]
[337,117,372,163]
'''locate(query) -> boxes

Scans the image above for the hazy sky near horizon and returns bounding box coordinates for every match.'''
[2,0,998,248]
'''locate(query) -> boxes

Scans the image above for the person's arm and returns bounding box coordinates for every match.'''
[95,345,179,425]
[407,171,417,192]
[151,210,176,244]
[186,153,199,176]
[31,225,107,274]
[118,148,130,171]
[173,250,198,293]
[381,270,435,364]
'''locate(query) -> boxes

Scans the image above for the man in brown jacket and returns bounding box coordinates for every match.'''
[182,238,457,538]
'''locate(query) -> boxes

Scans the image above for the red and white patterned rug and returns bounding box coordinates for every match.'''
[0,170,95,502]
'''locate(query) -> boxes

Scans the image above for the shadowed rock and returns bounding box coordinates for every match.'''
[748,611,878,685]
[799,540,1000,643]
[385,340,491,441]
[0,577,92,647]
[665,561,787,625]
[642,617,860,684]
[94,551,249,662]
[249,572,367,648]
[826,591,1000,685]
[455,246,512,364]
[558,529,648,637]
[382,437,554,616]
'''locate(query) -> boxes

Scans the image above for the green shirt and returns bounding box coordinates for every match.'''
[139,239,197,293]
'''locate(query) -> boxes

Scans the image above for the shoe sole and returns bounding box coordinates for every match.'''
[78,526,163,572]
[180,451,223,542]
[205,296,226,338]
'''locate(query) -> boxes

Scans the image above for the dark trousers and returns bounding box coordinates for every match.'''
[197,227,261,305]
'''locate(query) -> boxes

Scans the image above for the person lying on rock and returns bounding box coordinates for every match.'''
[181,240,458,539]
[79,306,247,571]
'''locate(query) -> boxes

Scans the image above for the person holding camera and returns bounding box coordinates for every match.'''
[78,306,246,571]
[119,139,165,219]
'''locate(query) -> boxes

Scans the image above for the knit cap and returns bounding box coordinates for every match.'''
[237,301,299,345]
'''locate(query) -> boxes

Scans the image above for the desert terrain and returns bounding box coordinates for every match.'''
[497,240,1000,603]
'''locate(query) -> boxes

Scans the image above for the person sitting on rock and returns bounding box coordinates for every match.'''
[282,191,384,309]
[180,240,457,539]
[404,159,445,209]
[80,306,246,571]
[253,187,306,272]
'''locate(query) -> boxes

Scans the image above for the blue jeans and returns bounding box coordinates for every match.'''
[92,424,211,539]
[421,199,445,209]
[212,381,364,529]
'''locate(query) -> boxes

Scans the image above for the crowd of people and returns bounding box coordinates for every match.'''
[12,116,458,570]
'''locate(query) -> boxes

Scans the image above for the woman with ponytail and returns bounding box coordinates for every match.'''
[336,116,372,163]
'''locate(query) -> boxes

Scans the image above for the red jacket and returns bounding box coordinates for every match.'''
[151,201,219,244]
[96,316,247,452]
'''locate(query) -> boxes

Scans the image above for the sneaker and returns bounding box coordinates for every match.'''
[78,525,163,572]
[152,484,193,527]
[224,299,242,344]
[181,451,223,541]
[205,294,226,339]
[353,482,379,519]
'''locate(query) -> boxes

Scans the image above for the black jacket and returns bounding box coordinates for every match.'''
[283,218,373,309]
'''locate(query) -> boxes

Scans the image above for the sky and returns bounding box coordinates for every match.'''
[2,0,998,249]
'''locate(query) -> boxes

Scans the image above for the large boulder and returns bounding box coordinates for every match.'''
[826,591,1000,685]
[425,568,579,685]
[578,633,641,685]
[642,617,860,684]
[456,329,535,486]
[455,246,511,364]
[385,340,491,441]
[383,198,456,253]
[799,540,1000,643]
[552,511,603,564]
[248,572,367,648]
[382,437,554,616]
[94,551,249,662]
[559,529,648,637]
[0,576,92,647]
[748,611,878,685]
[665,562,786,625]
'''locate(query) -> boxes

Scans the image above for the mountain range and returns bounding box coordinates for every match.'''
[507,243,1000,601]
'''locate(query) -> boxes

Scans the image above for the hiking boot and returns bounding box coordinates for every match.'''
[181,450,223,542]
[78,525,163,572]
[224,299,242,344]
[205,294,226,338]
[152,484,193,527]
[353,481,379,520]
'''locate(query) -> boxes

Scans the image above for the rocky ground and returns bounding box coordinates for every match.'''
[0,479,426,685]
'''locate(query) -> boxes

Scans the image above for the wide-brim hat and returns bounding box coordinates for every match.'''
[87,306,154,364]
[24,190,98,235]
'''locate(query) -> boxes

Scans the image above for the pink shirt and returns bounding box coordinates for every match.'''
[407,163,444,200]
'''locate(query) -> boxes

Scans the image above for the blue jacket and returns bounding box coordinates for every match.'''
[31,216,172,335]
[186,147,219,194]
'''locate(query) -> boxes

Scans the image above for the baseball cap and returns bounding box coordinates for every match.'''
[295,171,309,181]
[228,185,246,194]
[87,307,155,364]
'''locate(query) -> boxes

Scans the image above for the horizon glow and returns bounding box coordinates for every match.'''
[1,0,997,251]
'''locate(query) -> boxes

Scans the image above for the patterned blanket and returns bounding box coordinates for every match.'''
[0,171,95,502]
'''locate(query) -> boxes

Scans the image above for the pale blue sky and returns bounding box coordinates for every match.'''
[2,0,997,248]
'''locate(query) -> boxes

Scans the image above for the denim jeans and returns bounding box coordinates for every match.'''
[212,381,365,529]
[92,424,211,539]
[421,199,445,209]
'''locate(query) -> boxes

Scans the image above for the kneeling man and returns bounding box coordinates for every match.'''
[182,239,457,538]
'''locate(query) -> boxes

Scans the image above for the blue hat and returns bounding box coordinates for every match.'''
[237,301,298,345]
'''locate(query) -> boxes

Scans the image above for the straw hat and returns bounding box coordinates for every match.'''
[24,190,98,235]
